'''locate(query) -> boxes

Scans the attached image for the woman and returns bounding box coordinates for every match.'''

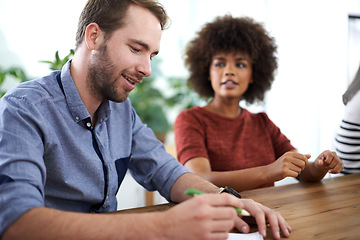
[174,15,343,192]
[334,63,360,174]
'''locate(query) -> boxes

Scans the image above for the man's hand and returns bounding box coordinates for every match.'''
[162,193,291,240]
[234,199,292,239]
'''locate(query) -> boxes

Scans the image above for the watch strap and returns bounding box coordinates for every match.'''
[218,186,241,198]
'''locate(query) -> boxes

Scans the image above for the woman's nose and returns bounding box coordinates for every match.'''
[225,65,235,76]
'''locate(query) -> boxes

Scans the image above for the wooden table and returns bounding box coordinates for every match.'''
[242,173,360,239]
[117,173,360,239]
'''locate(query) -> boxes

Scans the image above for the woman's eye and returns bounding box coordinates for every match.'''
[237,63,246,68]
[214,62,225,67]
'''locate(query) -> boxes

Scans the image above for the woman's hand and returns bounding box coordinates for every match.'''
[314,150,343,174]
[267,152,310,182]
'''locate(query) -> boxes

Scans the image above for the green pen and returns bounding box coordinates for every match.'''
[184,188,251,216]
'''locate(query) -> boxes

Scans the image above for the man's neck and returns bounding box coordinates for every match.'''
[70,52,102,122]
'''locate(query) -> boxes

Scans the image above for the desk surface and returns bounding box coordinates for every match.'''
[118,173,360,239]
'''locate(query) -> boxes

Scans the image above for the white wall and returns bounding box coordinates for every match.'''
[1,0,360,208]
[266,0,350,156]
[0,0,86,90]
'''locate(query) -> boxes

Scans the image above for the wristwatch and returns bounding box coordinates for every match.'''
[218,186,241,198]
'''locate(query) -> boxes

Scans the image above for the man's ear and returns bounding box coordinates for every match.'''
[84,23,103,50]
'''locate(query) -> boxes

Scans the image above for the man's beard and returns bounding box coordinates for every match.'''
[87,43,129,103]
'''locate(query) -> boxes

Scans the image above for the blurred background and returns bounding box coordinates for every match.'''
[1,0,359,209]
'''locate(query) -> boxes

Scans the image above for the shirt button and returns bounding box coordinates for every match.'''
[86,122,91,128]
[75,116,79,120]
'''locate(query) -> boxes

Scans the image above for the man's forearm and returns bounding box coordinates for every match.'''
[2,207,165,240]
[169,172,219,203]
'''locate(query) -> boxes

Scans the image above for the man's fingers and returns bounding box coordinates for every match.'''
[234,215,250,234]
[210,219,236,233]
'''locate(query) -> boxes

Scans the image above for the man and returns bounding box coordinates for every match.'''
[0,0,291,239]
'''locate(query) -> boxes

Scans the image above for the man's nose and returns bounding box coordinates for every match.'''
[137,57,152,77]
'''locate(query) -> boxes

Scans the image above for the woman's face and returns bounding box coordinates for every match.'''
[209,52,252,101]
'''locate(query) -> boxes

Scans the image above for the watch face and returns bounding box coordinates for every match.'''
[225,186,241,198]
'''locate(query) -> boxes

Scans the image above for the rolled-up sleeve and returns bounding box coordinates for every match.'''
[0,95,46,236]
[129,109,189,201]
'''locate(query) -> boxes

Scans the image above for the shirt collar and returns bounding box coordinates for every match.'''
[60,60,111,126]
[59,60,90,124]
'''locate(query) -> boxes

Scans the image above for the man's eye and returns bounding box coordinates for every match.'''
[130,46,140,53]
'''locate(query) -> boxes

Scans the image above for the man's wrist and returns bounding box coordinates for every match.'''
[218,186,241,198]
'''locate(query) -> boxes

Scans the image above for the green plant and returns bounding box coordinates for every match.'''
[40,49,74,70]
[165,76,204,110]
[130,71,205,140]
[0,66,29,97]
[129,59,171,140]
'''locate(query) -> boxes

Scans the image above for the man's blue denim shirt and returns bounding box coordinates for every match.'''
[0,61,188,235]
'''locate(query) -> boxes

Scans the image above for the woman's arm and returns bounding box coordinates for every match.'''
[184,151,310,192]
[297,150,343,182]
[184,157,270,191]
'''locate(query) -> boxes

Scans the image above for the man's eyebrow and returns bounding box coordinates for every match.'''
[129,38,159,56]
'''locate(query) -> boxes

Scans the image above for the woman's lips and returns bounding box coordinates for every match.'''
[220,79,238,89]
[221,79,238,85]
